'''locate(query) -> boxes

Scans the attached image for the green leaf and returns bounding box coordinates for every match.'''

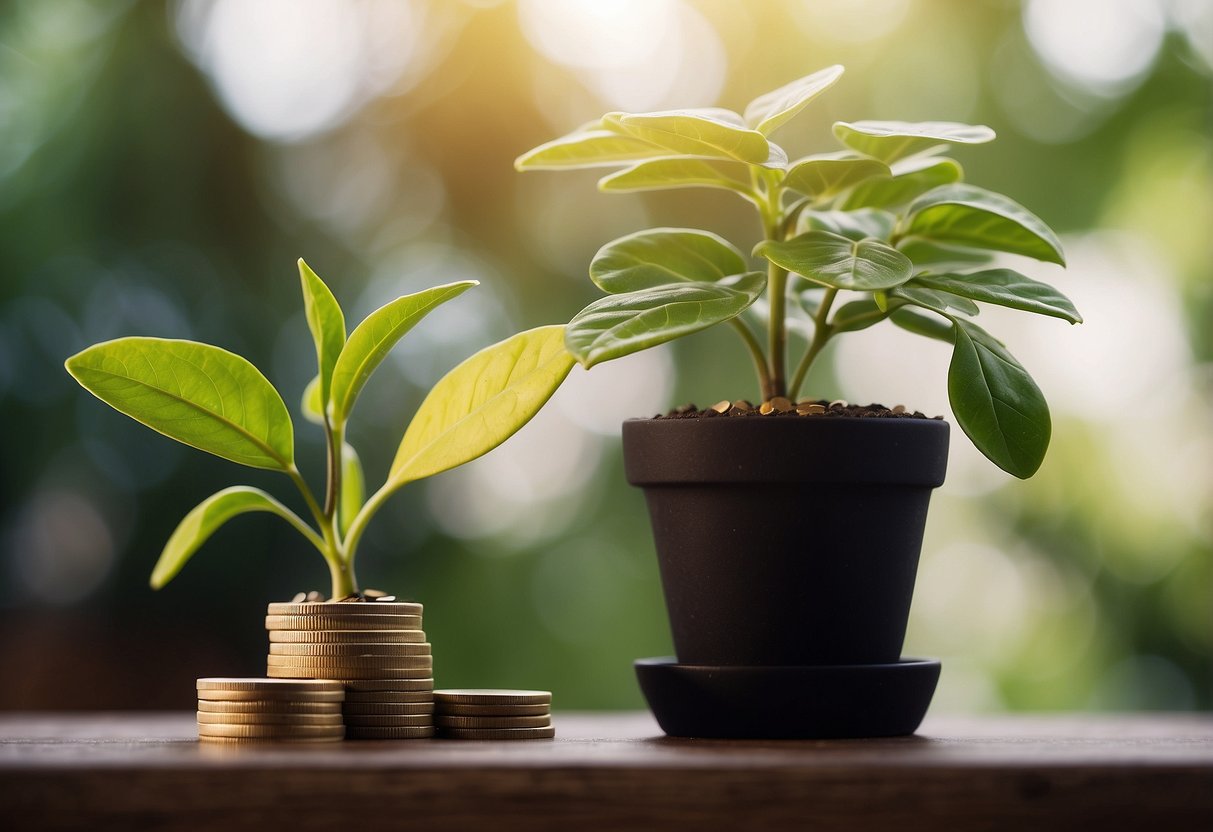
[65,337,294,470]
[339,442,364,538]
[389,325,574,484]
[744,65,845,136]
[755,230,913,291]
[330,281,477,424]
[566,274,766,368]
[893,284,980,316]
[301,375,324,425]
[782,152,889,199]
[833,121,995,163]
[830,297,890,333]
[598,157,753,197]
[800,209,897,242]
[949,318,1050,479]
[899,239,994,270]
[590,228,748,293]
[901,184,1066,265]
[297,259,346,406]
[842,156,963,210]
[514,129,666,170]
[890,307,953,342]
[911,269,1083,324]
[151,486,316,589]
[618,109,774,165]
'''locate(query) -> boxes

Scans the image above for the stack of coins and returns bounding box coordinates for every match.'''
[265,600,435,740]
[196,678,344,744]
[434,689,554,740]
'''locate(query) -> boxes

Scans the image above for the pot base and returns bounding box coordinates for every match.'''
[635,656,940,739]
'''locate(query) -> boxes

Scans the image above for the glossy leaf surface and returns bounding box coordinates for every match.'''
[893,284,980,316]
[912,269,1082,323]
[339,442,364,538]
[800,209,897,242]
[833,120,995,162]
[782,152,889,199]
[756,230,913,290]
[598,157,752,196]
[301,375,324,425]
[297,259,345,404]
[618,109,773,165]
[901,184,1066,265]
[744,65,845,136]
[842,156,963,210]
[514,129,665,169]
[590,228,748,293]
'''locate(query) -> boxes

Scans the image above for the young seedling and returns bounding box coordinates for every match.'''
[65,261,573,597]
[517,65,1082,478]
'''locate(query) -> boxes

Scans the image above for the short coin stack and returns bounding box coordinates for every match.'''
[266,600,435,740]
[196,678,344,744]
[434,689,554,739]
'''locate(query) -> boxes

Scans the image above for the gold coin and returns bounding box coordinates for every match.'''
[345,726,436,740]
[269,643,431,657]
[198,699,342,715]
[197,677,343,694]
[343,692,433,705]
[343,702,434,716]
[196,712,343,726]
[268,629,426,644]
[267,601,423,617]
[265,615,422,631]
[266,666,433,681]
[267,654,432,669]
[342,715,434,727]
[198,688,345,702]
[198,735,339,745]
[343,678,435,692]
[435,703,550,717]
[197,724,345,739]
[440,726,555,740]
[436,715,551,729]
[433,689,551,706]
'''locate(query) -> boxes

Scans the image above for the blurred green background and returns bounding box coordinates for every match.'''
[1,0,1209,711]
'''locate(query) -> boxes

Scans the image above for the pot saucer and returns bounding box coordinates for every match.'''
[635,656,940,739]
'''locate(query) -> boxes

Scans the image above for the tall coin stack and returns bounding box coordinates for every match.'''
[434,689,555,739]
[196,678,345,744]
[265,600,436,739]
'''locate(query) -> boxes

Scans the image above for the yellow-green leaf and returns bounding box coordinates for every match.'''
[301,375,324,425]
[782,152,889,200]
[598,157,754,197]
[744,65,845,136]
[339,442,364,538]
[514,129,666,170]
[618,109,772,165]
[834,121,995,163]
[297,259,346,405]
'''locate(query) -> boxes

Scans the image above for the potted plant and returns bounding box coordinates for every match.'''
[65,259,572,635]
[517,65,1081,738]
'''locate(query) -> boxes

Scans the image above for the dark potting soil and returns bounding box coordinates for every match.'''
[655,401,941,420]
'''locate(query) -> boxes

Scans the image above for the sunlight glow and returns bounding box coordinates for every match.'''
[1024,0,1165,95]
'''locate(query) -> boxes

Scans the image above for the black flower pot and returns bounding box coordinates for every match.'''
[623,415,949,738]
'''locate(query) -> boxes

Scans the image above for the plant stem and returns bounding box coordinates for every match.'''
[765,260,788,400]
[729,318,770,401]
[323,420,343,521]
[327,556,357,599]
[340,481,394,577]
[287,465,348,598]
[788,287,838,400]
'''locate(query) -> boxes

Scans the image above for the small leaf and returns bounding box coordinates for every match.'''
[901,184,1066,265]
[514,129,666,170]
[830,297,890,333]
[151,487,314,589]
[890,307,953,342]
[330,281,477,423]
[66,337,294,470]
[301,375,324,425]
[598,157,754,197]
[297,259,346,405]
[389,326,575,484]
[834,121,995,163]
[744,65,845,136]
[339,442,364,538]
[949,318,1050,479]
[618,110,772,165]
[842,156,963,210]
[566,274,766,368]
[755,230,913,291]
[911,269,1082,323]
[893,284,980,316]
[782,152,889,199]
[800,209,897,242]
[590,228,748,293]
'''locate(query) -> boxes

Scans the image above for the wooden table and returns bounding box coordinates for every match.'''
[1,712,1210,831]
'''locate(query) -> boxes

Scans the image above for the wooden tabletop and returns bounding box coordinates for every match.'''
[2,712,1210,831]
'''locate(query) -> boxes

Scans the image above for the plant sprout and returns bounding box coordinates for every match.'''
[517,65,1081,478]
[66,261,573,598]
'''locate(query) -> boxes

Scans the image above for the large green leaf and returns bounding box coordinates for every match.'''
[339,442,364,538]
[800,209,897,242]
[297,259,346,406]
[598,157,753,196]
[901,184,1066,265]
[590,228,748,293]
[566,274,765,368]
[892,284,980,316]
[783,152,889,200]
[514,129,665,170]
[617,109,774,165]
[842,156,963,210]
[830,297,890,333]
[949,318,1050,479]
[151,487,317,589]
[329,281,477,423]
[900,239,994,271]
[389,326,574,484]
[65,337,294,470]
[911,269,1082,323]
[890,307,954,342]
[744,65,845,136]
[755,230,913,291]
[833,121,995,162]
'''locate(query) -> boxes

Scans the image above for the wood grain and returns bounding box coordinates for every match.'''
[1,713,1210,831]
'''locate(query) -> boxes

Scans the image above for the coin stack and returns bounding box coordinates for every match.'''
[434,689,554,739]
[196,678,344,744]
[265,600,435,740]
